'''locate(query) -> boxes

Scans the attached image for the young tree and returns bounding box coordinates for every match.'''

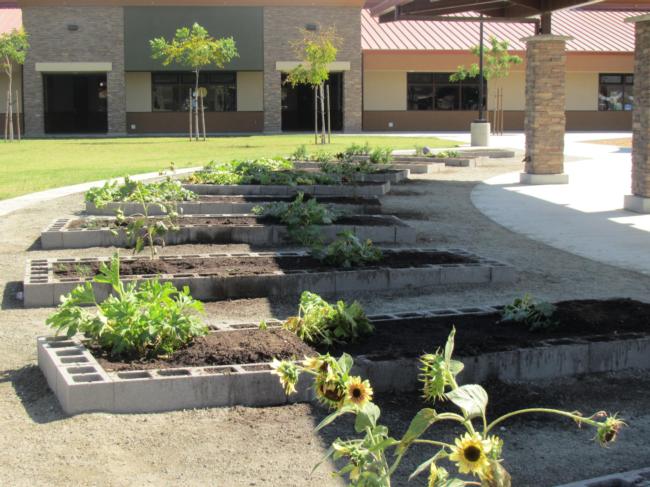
[1,28,29,142]
[286,27,341,145]
[450,36,522,133]
[150,23,238,141]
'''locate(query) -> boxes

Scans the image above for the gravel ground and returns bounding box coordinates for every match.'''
[1,156,650,486]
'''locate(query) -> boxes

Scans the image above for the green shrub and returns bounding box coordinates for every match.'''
[312,150,333,163]
[280,291,373,346]
[316,230,383,268]
[414,145,425,156]
[501,294,558,331]
[85,176,197,207]
[432,150,461,159]
[291,144,309,161]
[253,192,338,245]
[343,142,371,157]
[369,147,393,165]
[46,255,207,359]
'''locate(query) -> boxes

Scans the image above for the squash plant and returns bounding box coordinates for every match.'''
[46,255,207,359]
[272,329,626,486]
[85,176,197,207]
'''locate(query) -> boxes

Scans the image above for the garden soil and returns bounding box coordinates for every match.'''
[2,154,650,486]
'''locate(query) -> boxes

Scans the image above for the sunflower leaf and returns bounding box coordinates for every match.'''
[397,408,438,455]
[481,460,512,487]
[447,384,488,419]
[310,444,336,476]
[408,449,446,481]
[315,405,356,432]
[354,402,380,433]
[444,327,456,364]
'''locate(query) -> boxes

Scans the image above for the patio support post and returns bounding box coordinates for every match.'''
[520,35,572,185]
[624,15,650,213]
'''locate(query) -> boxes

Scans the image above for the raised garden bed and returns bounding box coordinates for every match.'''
[38,298,650,414]
[24,248,514,308]
[40,214,417,249]
[183,181,390,197]
[85,195,382,216]
[291,162,409,183]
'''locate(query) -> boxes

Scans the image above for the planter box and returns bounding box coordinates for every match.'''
[183,181,390,197]
[291,162,409,183]
[555,468,650,487]
[23,248,514,308]
[40,214,417,249]
[37,308,650,414]
[85,196,382,217]
[424,147,517,159]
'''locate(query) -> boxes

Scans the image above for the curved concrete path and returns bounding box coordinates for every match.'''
[0,167,200,218]
[472,137,650,275]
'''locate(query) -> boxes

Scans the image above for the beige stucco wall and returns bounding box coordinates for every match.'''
[237,71,263,111]
[125,72,152,112]
[566,72,599,111]
[0,66,23,113]
[363,71,406,111]
[487,72,526,111]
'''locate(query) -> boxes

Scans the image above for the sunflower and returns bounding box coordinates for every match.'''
[596,415,626,446]
[346,377,374,407]
[302,356,324,372]
[449,433,491,477]
[271,359,299,395]
[315,377,346,409]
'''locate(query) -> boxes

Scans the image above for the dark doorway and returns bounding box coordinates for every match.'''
[281,72,343,132]
[44,74,108,133]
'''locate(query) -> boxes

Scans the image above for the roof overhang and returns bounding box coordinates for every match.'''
[370,0,605,22]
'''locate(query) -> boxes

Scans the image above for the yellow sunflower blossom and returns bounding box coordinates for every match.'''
[315,376,346,409]
[428,463,449,487]
[302,356,324,372]
[449,433,491,477]
[271,359,299,395]
[346,377,374,408]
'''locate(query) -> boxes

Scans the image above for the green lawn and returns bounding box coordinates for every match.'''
[0,134,458,200]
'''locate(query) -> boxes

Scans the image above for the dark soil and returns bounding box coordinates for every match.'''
[92,299,650,371]
[93,329,314,372]
[328,298,650,360]
[67,215,401,230]
[53,251,475,278]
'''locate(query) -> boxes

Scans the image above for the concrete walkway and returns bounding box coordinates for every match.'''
[0,167,200,218]
[471,133,650,275]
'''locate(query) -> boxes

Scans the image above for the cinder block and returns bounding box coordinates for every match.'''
[440,265,491,284]
[354,225,393,243]
[588,336,650,372]
[395,225,417,244]
[24,282,55,308]
[40,231,64,249]
[459,350,520,384]
[519,342,589,381]
[334,268,389,292]
[490,264,517,283]
[61,231,104,249]
[231,366,287,407]
[363,358,420,393]
[295,271,336,295]
[387,266,441,290]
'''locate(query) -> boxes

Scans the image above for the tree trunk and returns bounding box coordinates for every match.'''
[15,89,21,141]
[314,86,318,145]
[200,93,206,141]
[189,88,193,142]
[7,62,14,142]
[326,83,331,144]
[194,69,200,141]
[319,83,326,144]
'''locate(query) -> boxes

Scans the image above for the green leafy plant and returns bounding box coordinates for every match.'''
[431,150,461,159]
[46,255,207,359]
[272,329,626,487]
[312,150,333,163]
[85,176,197,208]
[343,142,371,157]
[368,147,393,165]
[291,144,309,161]
[280,291,373,346]
[1,27,29,142]
[253,192,338,246]
[414,145,425,157]
[501,294,558,331]
[317,231,383,268]
[113,181,180,260]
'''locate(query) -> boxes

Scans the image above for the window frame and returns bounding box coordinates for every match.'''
[598,73,634,112]
[151,71,237,113]
[406,72,486,112]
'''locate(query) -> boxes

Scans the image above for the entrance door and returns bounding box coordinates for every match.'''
[281,72,343,132]
[44,74,108,133]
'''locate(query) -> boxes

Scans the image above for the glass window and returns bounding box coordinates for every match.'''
[599,73,633,111]
[407,72,486,111]
[151,72,237,112]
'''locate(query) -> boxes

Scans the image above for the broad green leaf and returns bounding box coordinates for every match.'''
[481,460,512,487]
[354,402,380,432]
[315,405,356,432]
[397,408,438,454]
[408,449,446,481]
[444,327,456,364]
[447,384,488,419]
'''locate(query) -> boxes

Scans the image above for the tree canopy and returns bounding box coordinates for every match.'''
[0,28,29,74]
[450,36,522,82]
[285,27,341,89]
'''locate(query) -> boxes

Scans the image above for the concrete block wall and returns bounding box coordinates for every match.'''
[21,6,126,136]
[263,6,362,133]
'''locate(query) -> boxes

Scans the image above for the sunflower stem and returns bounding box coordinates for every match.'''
[486,408,599,434]
[412,439,453,449]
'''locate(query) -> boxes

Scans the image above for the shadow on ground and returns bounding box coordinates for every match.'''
[0,364,66,424]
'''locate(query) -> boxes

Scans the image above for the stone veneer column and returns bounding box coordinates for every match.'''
[263,6,362,133]
[624,15,650,213]
[22,6,126,136]
[520,35,572,185]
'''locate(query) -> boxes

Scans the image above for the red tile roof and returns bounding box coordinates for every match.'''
[0,6,22,35]
[362,8,638,52]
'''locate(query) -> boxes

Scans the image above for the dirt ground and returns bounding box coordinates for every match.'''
[1,155,650,486]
